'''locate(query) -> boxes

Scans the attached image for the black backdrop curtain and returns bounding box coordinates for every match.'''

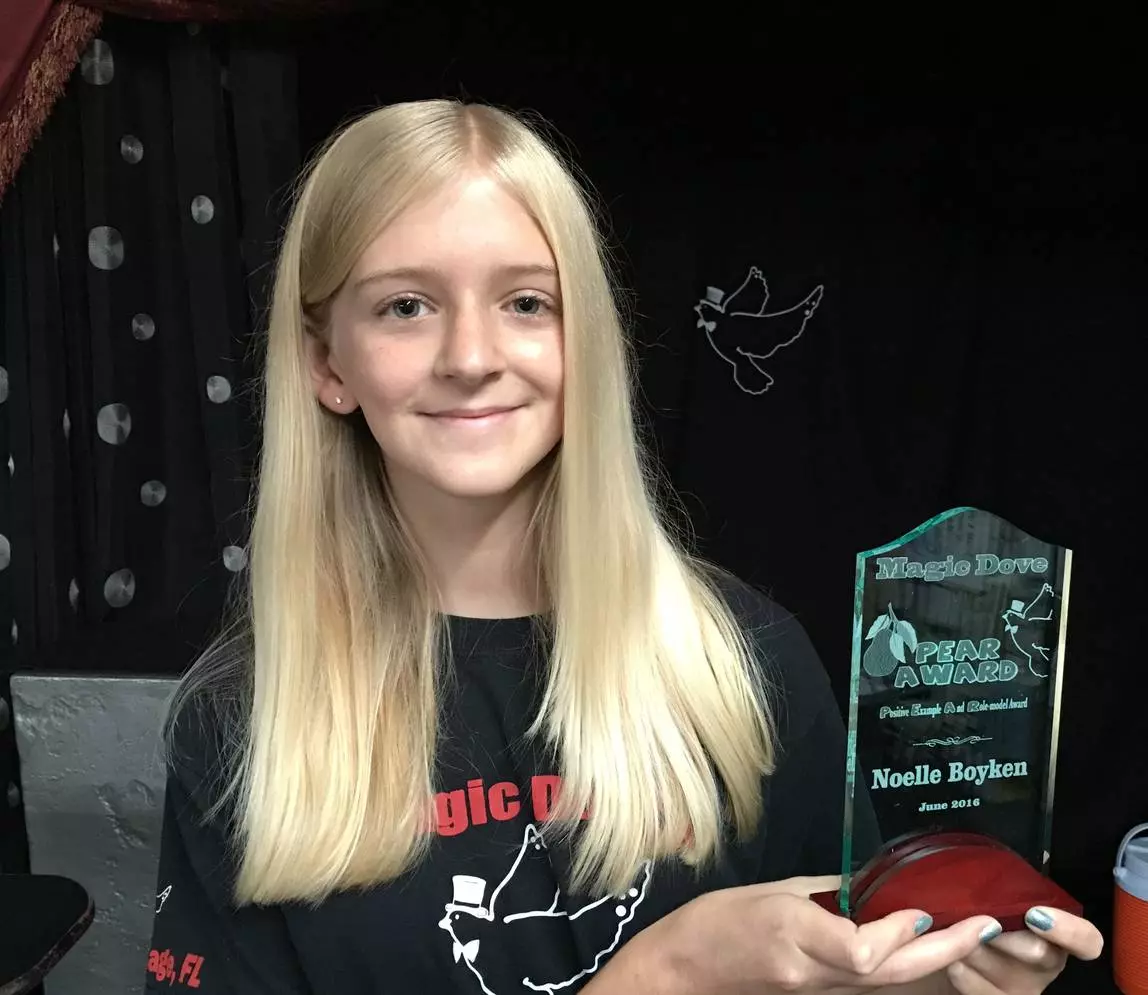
[0,6,1142,992]
[291,10,1142,991]
[0,16,298,873]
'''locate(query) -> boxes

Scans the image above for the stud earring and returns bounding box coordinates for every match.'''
[334,396,343,406]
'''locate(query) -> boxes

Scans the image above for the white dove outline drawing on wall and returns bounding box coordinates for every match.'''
[693,265,824,395]
[437,823,652,995]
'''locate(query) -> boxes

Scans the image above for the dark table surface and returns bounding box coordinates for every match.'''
[0,874,92,994]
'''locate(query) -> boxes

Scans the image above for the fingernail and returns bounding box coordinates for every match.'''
[979,921,1003,944]
[914,914,934,935]
[1025,907,1055,931]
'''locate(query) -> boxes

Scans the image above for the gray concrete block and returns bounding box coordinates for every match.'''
[11,674,179,995]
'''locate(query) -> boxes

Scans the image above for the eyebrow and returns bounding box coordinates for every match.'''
[351,263,559,293]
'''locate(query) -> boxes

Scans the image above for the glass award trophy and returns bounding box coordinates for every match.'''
[811,508,1082,931]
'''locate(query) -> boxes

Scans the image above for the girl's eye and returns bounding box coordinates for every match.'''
[376,295,554,320]
[511,295,550,317]
[379,297,428,319]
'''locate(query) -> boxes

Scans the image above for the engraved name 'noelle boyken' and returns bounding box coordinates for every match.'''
[870,759,1029,791]
[874,553,1050,583]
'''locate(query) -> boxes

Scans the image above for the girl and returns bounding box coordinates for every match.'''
[146,99,1101,995]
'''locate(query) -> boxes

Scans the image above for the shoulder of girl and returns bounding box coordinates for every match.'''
[165,689,243,799]
[708,567,833,701]
[705,566,795,640]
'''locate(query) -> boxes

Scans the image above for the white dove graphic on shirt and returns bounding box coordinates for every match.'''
[437,824,652,994]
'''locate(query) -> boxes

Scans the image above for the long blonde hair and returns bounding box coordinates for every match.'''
[165,99,775,906]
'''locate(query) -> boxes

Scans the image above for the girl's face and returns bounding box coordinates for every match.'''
[315,172,565,504]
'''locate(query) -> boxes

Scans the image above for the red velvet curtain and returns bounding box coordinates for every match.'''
[0,0,360,203]
[0,1,63,124]
[95,0,360,17]
[0,2,100,202]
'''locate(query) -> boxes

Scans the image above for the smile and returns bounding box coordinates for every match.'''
[422,406,522,427]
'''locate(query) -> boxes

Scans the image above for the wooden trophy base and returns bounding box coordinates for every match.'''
[810,830,1082,932]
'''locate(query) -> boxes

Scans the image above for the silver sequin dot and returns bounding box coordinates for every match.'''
[10,620,16,645]
[53,233,59,257]
[7,783,20,808]
[88,225,124,270]
[222,545,248,572]
[68,578,80,611]
[0,366,8,403]
[104,568,136,608]
[97,403,132,445]
[131,313,155,341]
[190,195,215,224]
[80,39,114,86]
[206,376,231,403]
[0,535,9,571]
[62,408,71,440]
[140,480,167,507]
[7,455,13,477]
[120,135,144,164]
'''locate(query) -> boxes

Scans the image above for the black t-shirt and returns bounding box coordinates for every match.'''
[144,578,878,993]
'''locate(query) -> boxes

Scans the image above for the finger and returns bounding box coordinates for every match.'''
[867,915,1003,987]
[958,936,1065,991]
[1024,907,1105,961]
[848,909,941,974]
[975,930,1064,972]
[794,906,936,977]
[947,959,1006,995]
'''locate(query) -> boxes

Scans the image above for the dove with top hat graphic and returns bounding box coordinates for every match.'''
[437,823,651,994]
[1002,582,1057,678]
[693,265,824,394]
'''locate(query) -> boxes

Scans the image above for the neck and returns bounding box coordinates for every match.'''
[388,470,548,619]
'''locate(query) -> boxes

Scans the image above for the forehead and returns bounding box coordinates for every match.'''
[350,172,556,279]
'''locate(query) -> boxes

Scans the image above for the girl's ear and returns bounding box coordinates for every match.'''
[304,330,358,414]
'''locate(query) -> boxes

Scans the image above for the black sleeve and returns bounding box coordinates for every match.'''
[144,709,312,993]
[763,689,883,879]
[715,575,882,881]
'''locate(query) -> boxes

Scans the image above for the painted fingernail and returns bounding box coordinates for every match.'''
[1025,908,1055,931]
[914,914,934,935]
[979,921,1003,944]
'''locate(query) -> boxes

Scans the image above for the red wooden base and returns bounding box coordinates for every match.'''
[810,830,1082,932]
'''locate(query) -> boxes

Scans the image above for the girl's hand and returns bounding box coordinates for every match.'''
[945,906,1104,994]
[611,875,1001,994]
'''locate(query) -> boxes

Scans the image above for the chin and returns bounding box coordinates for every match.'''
[386,443,559,504]
[430,470,535,500]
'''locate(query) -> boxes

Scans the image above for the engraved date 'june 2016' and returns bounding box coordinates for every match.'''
[919,797,981,812]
